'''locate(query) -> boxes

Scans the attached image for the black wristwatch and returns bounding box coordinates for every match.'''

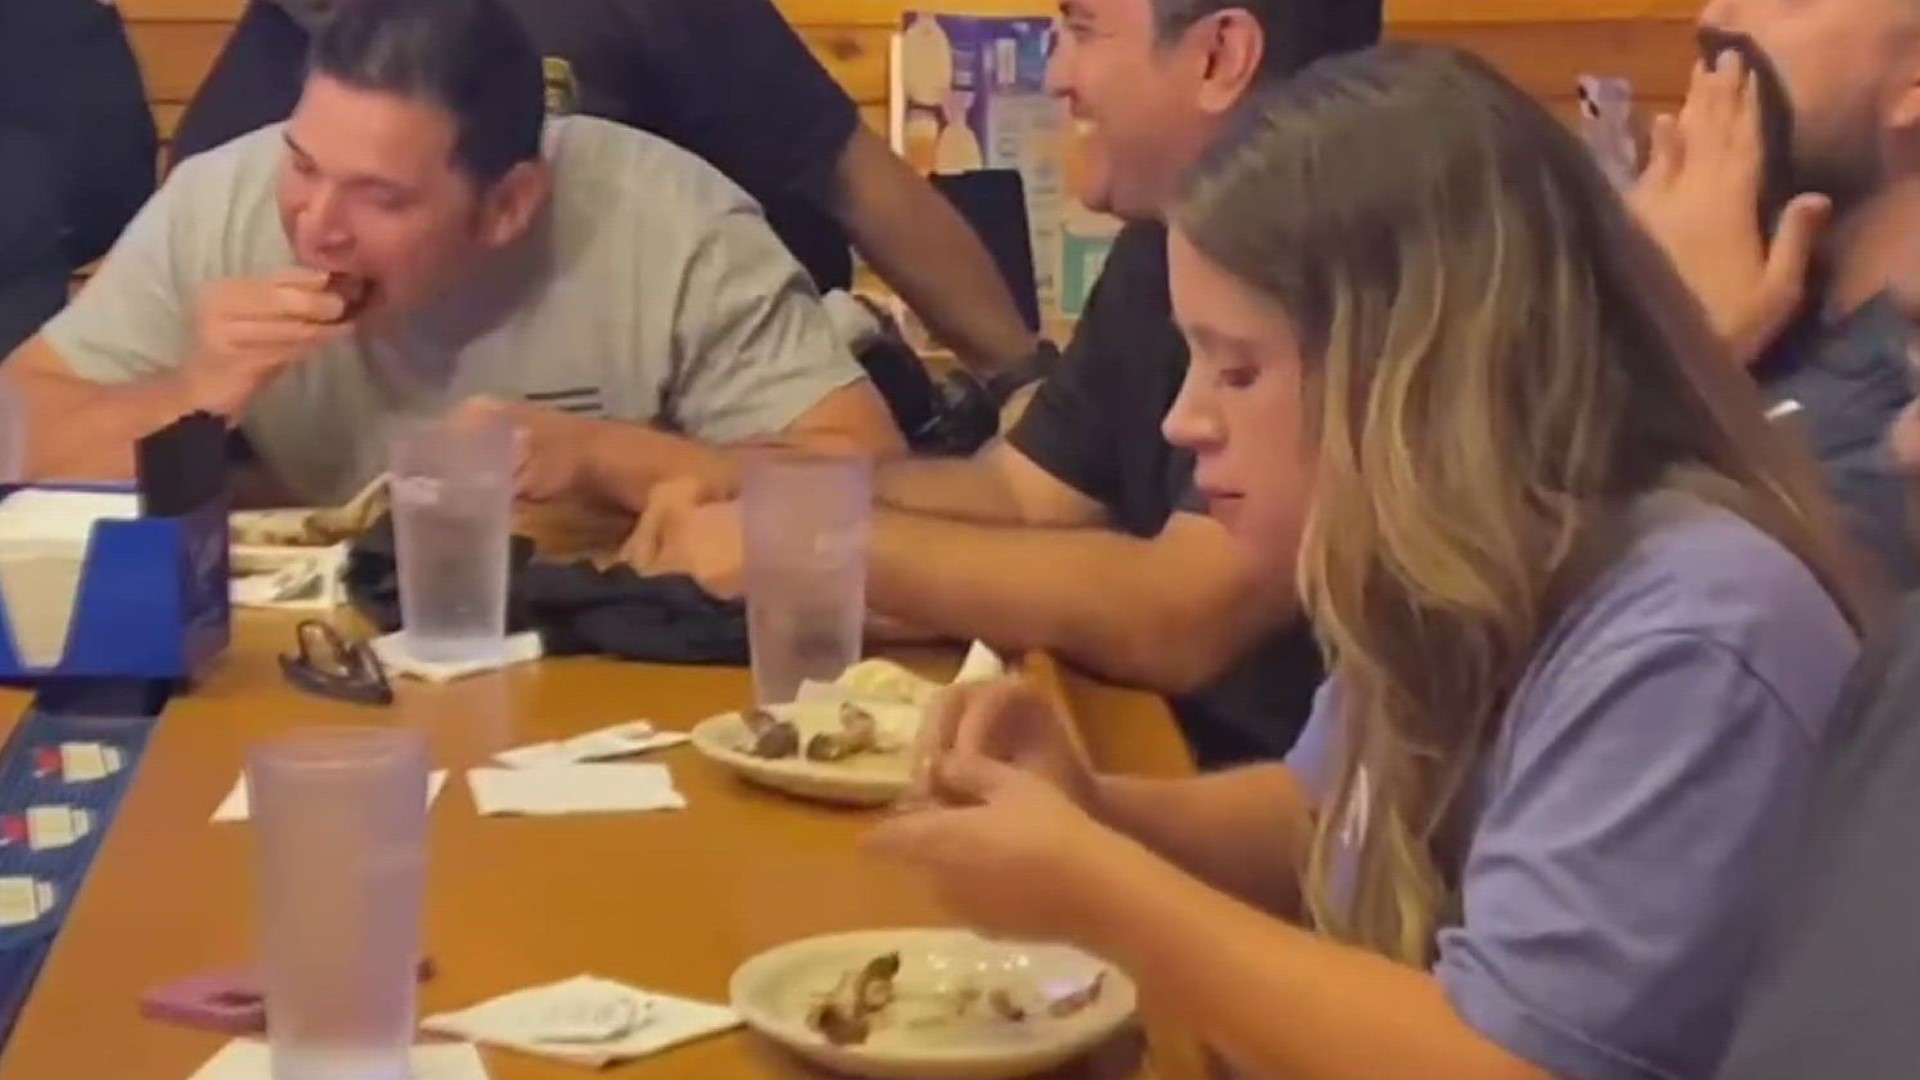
[978,339,1061,408]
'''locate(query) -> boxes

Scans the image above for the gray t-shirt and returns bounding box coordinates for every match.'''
[1289,495,1857,1080]
[44,116,866,503]
[1713,591,1920,1080]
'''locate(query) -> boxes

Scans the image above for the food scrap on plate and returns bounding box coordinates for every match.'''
[803,952,1107,1048]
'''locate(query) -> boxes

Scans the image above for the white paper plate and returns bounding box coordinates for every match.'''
[730,928,1135,1080]
[689,700,920,807]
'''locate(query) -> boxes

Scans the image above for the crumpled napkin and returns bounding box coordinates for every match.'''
[371,631,543,684]
[494,722,689,769]
[420,975,740,1068]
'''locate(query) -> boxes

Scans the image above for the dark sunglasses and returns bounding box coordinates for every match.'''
[278,620,394,707]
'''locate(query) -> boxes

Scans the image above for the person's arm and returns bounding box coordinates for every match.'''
[1075,845,1551,1080]
[613,0,1033,373]
[8,164,203,479]
[580,383,905,511]
[867,507,1287,693]
[830,127,1037,375]
[8,335,205,480]
[875,439,1103,526]
[1093,764,1314,918]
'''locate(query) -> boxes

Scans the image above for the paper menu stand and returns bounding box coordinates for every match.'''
[0,413,231,683]
[890,12,1119,324]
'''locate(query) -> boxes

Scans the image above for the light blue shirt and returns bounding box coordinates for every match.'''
[1289,495,1857,1080]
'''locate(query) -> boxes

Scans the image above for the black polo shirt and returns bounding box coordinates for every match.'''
[169,0,858,292]
[1714,592,1920,1080]
[1008,222,1322,767]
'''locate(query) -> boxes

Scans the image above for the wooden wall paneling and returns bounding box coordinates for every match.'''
[127,20,231,104]
[795,25,893,107]
[1389,19,1697,103]
[1389,0,1700,21]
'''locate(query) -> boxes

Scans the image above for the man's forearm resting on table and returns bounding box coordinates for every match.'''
[832,128,1036,377]
[1095,765,1313,918]
[875,446,1102,528]
[584,393,908,512]
[875,452,1038,525]
[11,347,201,480]
[1071,845,1549,1080]
[866,509,1267,692]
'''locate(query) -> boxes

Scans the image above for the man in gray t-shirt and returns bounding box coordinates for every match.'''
[5,0,902,507]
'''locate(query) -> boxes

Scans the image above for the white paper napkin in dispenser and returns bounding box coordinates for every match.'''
[0,491,140,667]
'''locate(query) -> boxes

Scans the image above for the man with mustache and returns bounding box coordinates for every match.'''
[639,0,1384,767]
[170,0,1040,393]
[1631,2,1920,586]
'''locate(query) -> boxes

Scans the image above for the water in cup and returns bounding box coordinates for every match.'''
[742,454,872,704]
[250,727,429,1080]
[392,472,510,664]
[389,408,515,665]
[748,559,866,704]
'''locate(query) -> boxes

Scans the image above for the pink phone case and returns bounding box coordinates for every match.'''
[140,958,436,1035]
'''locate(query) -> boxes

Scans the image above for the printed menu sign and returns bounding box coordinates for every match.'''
[891,12,1119,321]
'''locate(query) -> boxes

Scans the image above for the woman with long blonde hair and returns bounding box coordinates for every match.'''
[874,43,1869,1080]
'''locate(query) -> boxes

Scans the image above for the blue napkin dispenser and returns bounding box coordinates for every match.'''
[0,482,231,682]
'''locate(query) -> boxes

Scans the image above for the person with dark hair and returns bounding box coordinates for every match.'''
[168,0,1039,387]
[876,42,1863,1080]
[1707,375,1920,1080]
[3,0,903,508]
[0,0,157,355]
[637,0,1383,768]
[1628,0,1920,589]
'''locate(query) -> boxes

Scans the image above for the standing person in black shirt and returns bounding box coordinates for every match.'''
[639,0,1385,767]
[0,0,156,355]
[168,0,1037,381]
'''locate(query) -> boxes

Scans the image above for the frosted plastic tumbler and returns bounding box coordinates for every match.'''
[742,453,872,704]
[389,409,514,664]
[248,726,429,1080]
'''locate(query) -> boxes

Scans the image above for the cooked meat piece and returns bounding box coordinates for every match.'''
[1047,971,1107,1017]
[747,719,800,759]
[324,272,373,321]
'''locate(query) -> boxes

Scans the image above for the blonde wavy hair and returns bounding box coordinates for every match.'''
[1171,43,1874,965]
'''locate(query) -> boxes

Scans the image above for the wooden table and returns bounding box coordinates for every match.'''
[0,613,1195,1080]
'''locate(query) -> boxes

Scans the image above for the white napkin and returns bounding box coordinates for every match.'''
[421,975,740,1069]
[802,641,1008,706]
[466,764,685,816]
[954,639,1007,684]
[0,489,141,667]
[372,632,543,684]
[495,722,690,770]
[230,545,348,610]
[212,769,449,824]
[186,1039,489,1080]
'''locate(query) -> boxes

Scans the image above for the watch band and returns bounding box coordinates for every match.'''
[980,339,1060,407]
